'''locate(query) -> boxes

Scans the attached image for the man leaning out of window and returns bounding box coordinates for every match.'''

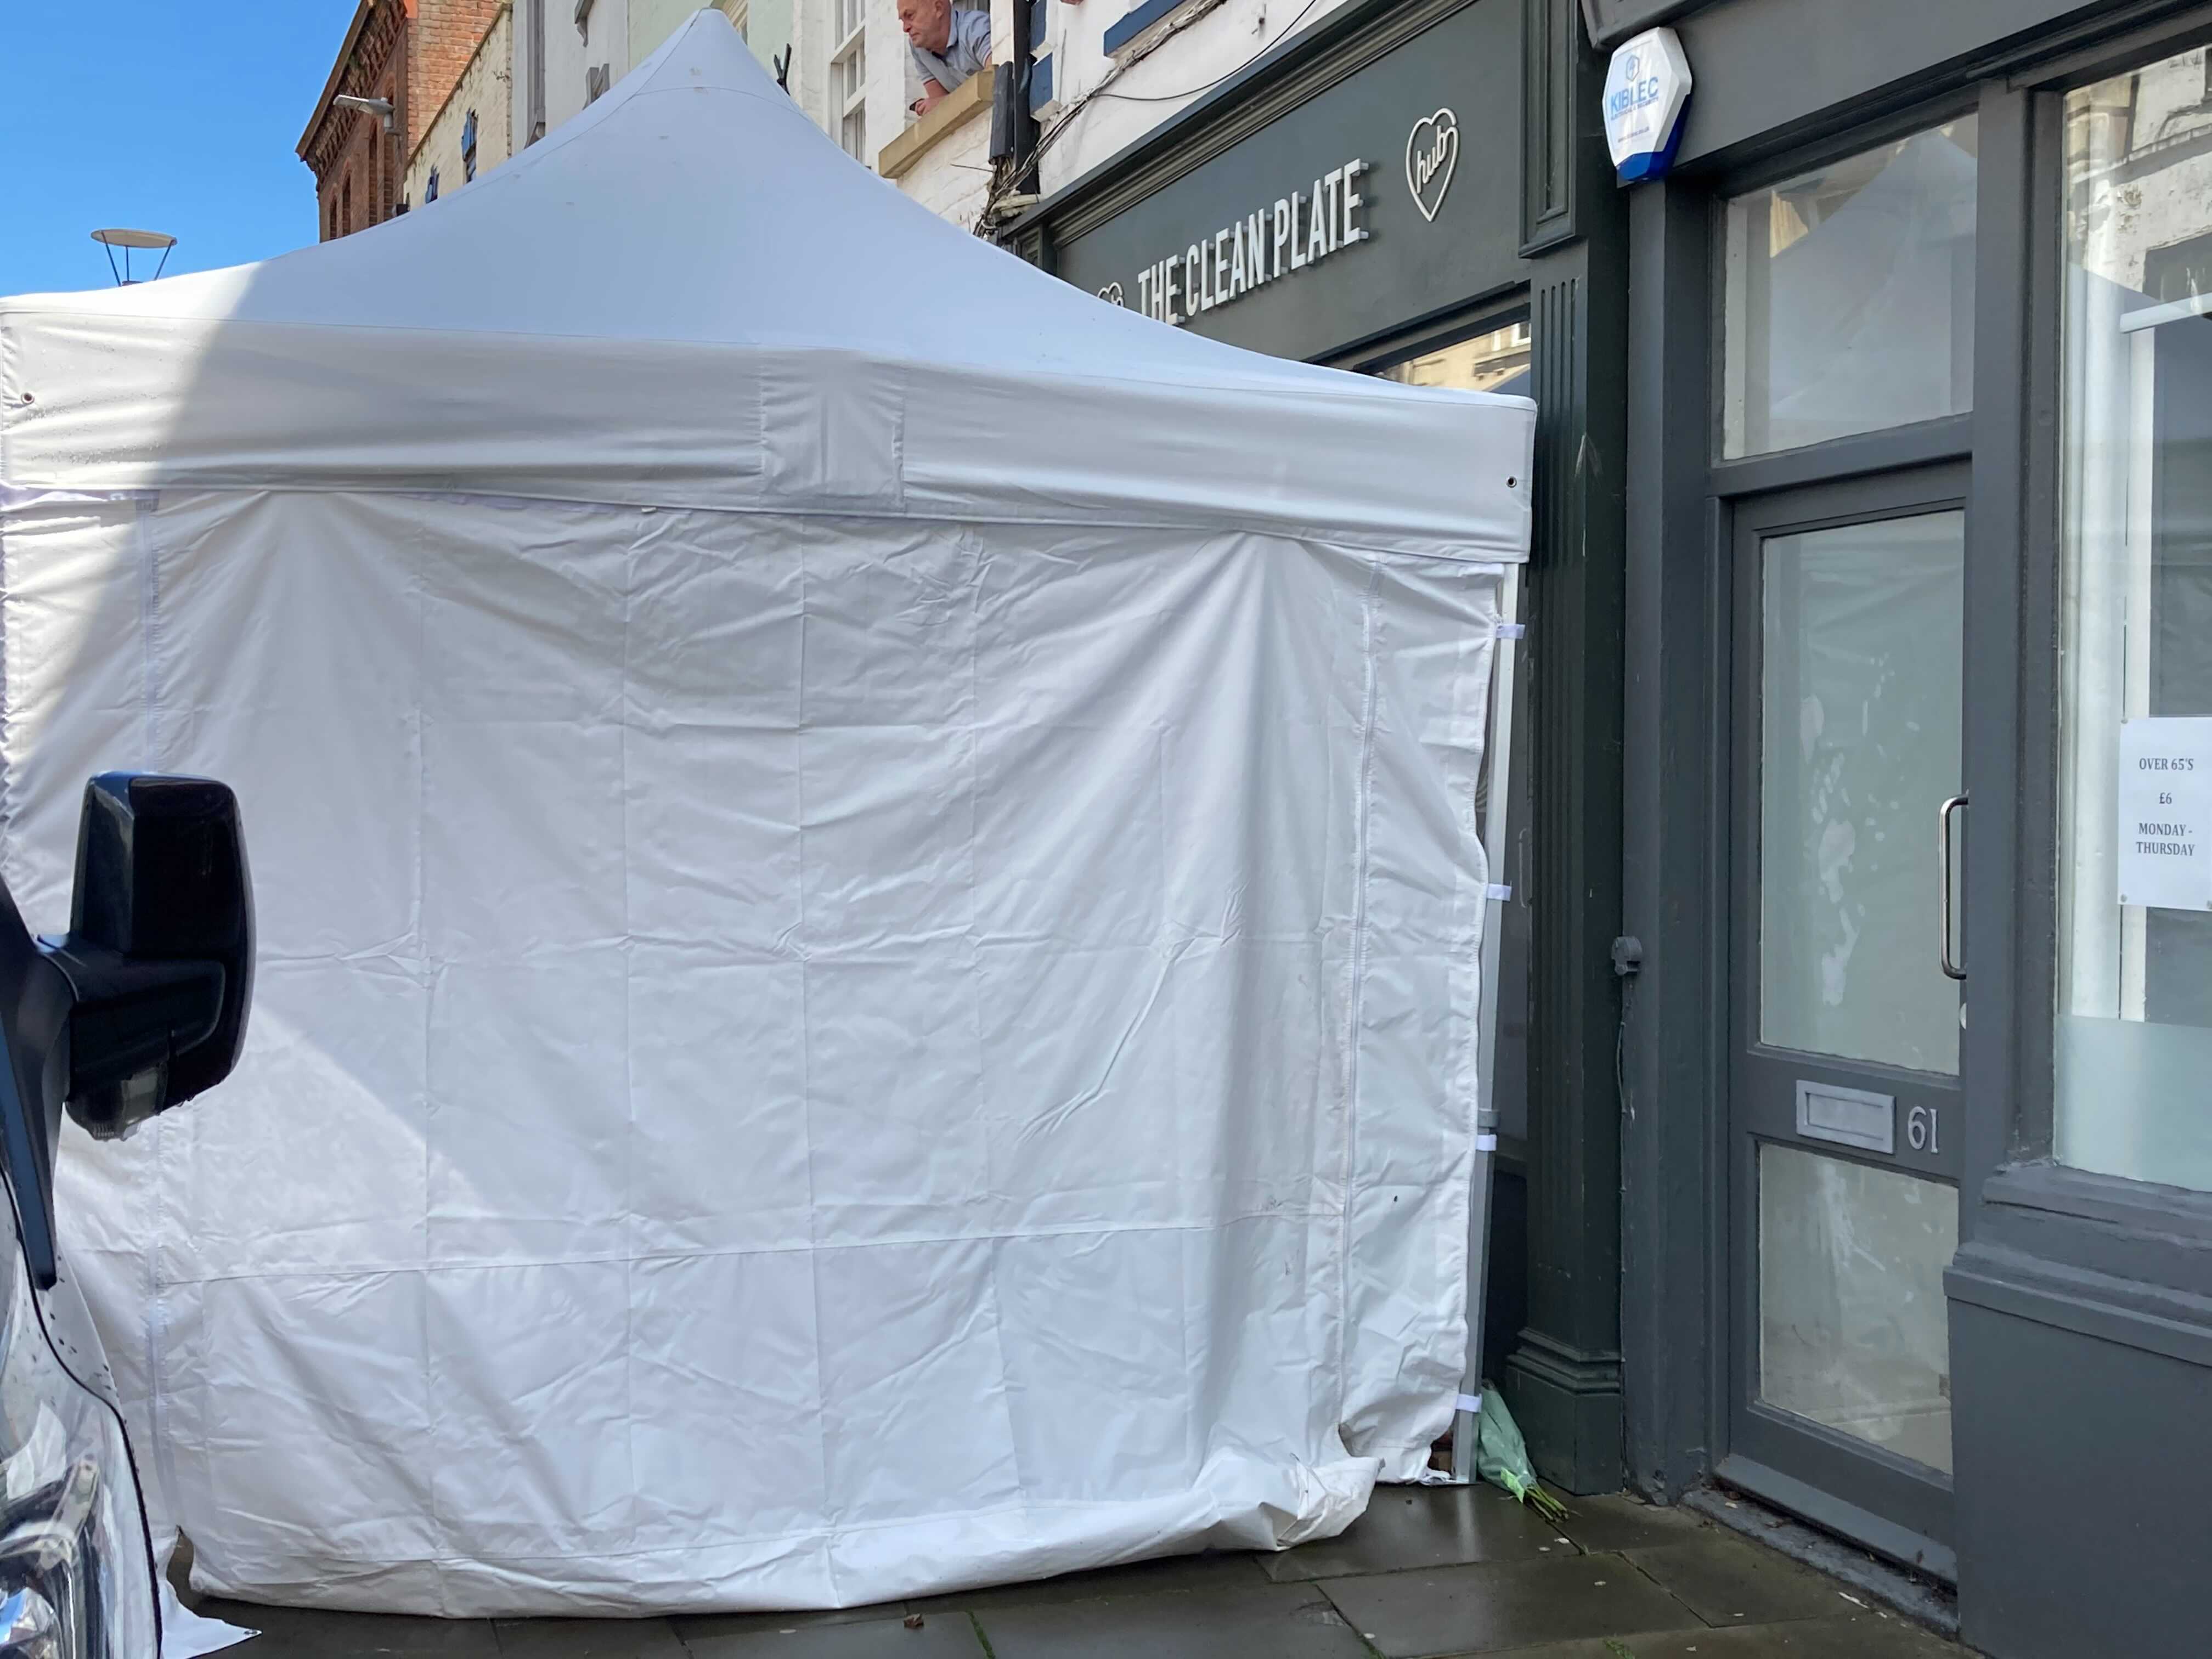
[899,0,991,116]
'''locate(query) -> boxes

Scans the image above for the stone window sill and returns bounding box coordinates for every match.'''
[878,70,993,180]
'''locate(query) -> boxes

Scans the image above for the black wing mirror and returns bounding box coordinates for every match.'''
[40,774,254,1139]
[0,775,253,1286]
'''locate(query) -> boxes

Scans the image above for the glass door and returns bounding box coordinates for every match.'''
[1726,476,1968,1557]
[1712,113,1979,1568]
[1728,482,1967,1551]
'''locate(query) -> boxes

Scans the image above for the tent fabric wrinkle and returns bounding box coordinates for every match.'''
[0,8,1533,1618]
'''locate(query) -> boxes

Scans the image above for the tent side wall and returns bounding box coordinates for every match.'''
[5,483,1506,1613]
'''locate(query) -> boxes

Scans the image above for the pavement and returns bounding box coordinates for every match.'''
[181,1485,1970,1658]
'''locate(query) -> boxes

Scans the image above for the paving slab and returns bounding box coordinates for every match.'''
[905,1548,1269,1612]
[975,1578,1370,1659]
[1626,1536,1858,1628]
[1459,1609,1965,1658]
[1261,1484,1568,1581]
[194,1600,500,1656]
[1553,1494,1708,1555]
[490,1615,688,1656]
[672,1601,911,1640]
[1320,1553,1706,1657]
[681,1610,988,1658]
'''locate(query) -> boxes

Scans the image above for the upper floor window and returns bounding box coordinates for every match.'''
[901,0,989,118]
[833,0,867,161]
[425,167,441,204]
[1720,119,1978,458]
[462,110,479,180]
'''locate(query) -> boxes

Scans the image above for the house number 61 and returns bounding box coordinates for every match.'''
[1908,1104,1940,1154]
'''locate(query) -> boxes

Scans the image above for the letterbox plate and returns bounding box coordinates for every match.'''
[1795,1079,1895,1155]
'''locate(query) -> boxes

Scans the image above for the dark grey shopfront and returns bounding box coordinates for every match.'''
[1017,0,2212,1653]
[1009,0,1638,1502]
[1610,1,2212,1655]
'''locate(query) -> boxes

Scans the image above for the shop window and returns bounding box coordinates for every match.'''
[2055,44,2212,1194]
[1720,119,1978,458]
[1375,321,1531,397]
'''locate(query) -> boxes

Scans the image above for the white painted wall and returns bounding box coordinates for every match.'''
[901,115,994,228]
[405,6,515,210]
[547,0,629,134]
[1023,0,1356,194]
[502,0,996,229]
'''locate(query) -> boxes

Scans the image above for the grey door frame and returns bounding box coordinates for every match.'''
[1722,466,1972,1559]
[1618,74,1987,1571]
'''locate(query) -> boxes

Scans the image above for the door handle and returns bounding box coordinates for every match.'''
[1938,793,1968,981]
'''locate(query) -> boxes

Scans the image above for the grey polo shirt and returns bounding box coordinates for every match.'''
[910,7,992,91]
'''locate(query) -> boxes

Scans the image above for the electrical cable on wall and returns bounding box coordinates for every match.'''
[976,0,1327,231]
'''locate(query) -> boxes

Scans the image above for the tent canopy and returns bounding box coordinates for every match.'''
[0,9,1534,1618]
[0,12,1530,560]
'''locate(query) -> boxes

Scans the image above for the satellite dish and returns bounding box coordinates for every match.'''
[91,228,177,285]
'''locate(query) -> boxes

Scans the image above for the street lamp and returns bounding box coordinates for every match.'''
[89,229,176,286]
[331,94,396,134]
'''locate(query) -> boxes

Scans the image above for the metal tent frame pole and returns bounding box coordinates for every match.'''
[1453,562,1522,1484]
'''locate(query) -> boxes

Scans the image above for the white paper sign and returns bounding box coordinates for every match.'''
[2117,717,2212,911]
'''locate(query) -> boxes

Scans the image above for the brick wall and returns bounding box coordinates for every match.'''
[302,0,511,239]
[409,0,509,156]
[302,2,404,239]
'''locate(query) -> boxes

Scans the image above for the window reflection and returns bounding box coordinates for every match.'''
[1759,1145,1956,1475]
[1759,513,1964,1075]
[2057,47,2212,1193]
[1376,321,1532,397]
[1722,120,1978,458]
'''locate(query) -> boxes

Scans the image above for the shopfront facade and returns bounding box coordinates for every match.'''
[1610,1,2212,1653]
[1008,0,1637,1498]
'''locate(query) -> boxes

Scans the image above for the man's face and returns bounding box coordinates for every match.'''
[898,0,953,55]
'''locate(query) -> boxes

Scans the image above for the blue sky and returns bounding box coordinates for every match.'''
[0,3,351,297]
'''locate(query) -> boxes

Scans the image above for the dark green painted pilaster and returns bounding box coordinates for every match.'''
[1500,0,1630,1497]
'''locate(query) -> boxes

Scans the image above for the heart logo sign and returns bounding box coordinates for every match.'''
[1406,108,1459,223]
[1097,282,1126,306]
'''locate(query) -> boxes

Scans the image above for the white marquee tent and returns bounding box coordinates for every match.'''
[0,9,1532,1617]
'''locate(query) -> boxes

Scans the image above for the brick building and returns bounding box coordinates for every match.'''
[300,0,507,239]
